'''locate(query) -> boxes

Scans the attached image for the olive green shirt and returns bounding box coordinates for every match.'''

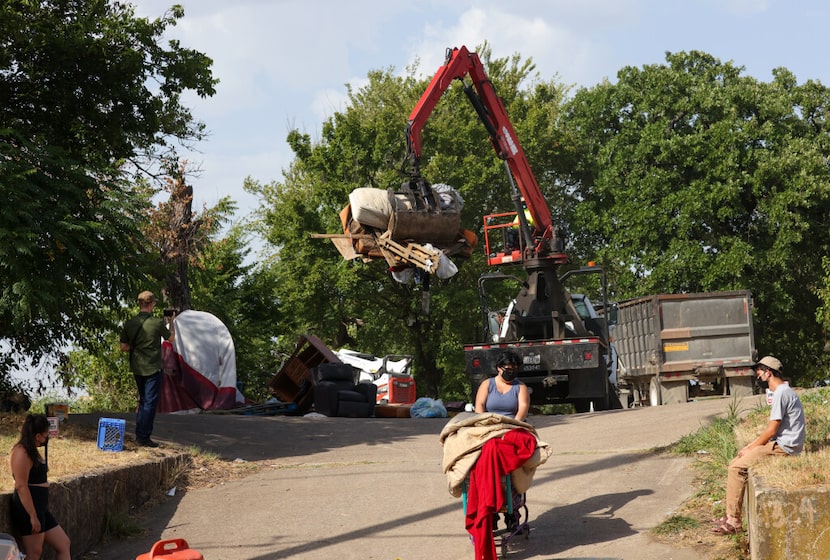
[120,312,171,376]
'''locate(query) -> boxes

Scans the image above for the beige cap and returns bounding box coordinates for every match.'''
[758,356,783,374]
[137,291,156,304]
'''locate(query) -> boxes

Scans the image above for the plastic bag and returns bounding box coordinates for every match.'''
[390,266,414,284]
[410,397,448,418]
[422,244,458,280]
[435,252,458,279]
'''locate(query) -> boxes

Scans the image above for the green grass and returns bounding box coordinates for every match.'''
[801,388,830,451]
[533,403,576,415]
[653,514,700,535]
[671,415,738,511]
[103,507,144,539]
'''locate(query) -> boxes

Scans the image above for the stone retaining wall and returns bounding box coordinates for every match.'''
[0,453,190,560]
[747,472,830,559]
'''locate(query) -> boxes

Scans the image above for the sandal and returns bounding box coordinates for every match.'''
[711,521,741,535]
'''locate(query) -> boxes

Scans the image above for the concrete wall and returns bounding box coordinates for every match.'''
[748,472,830,560]
[0,453,190,560]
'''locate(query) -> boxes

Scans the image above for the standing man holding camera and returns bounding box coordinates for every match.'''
[119,291,175,448]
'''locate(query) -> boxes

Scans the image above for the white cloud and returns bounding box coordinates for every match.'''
[408,6,618,88]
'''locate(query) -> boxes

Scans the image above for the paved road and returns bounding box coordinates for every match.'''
[76,396,753,560]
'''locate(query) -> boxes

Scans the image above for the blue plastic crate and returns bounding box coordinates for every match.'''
[97,418,125,452]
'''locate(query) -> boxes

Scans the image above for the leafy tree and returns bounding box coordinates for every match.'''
[814,257,830,379]
[251,45,571,398]
[186,225,283,400]
[61,327,137,412]
[0,1,217,378]
[560,51,830,382]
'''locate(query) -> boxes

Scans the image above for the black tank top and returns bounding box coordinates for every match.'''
[28,458,48,485]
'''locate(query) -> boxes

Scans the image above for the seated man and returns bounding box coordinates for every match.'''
[712,356,805,534]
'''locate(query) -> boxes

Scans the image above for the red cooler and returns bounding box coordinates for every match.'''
[136,539,204,560]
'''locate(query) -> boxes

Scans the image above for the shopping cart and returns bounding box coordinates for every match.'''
[463,474,530,558]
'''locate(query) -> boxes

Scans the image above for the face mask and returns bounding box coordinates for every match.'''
[756,369,770,389]
[501,369,517,382]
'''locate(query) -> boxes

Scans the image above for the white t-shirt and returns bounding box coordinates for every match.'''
[770,383,805,455]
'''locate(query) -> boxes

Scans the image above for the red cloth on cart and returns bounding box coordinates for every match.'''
[465,428,537,560]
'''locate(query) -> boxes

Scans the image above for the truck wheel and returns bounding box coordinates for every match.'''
[649,377,662,406]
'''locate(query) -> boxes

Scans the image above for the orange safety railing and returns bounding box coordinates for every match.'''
[483,212,524,266]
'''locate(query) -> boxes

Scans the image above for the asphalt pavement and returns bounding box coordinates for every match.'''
[72,396,754,560]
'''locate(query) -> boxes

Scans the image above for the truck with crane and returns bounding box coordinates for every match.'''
[403,46,617,412]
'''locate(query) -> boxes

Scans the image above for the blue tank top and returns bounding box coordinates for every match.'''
[485,377,520,418]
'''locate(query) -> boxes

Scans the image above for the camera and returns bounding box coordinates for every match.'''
[163,308,179,317]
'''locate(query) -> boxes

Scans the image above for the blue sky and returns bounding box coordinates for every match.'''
[131,0,830,230]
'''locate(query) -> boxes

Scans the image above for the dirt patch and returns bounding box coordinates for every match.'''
[177,453,264,490]
[654,518,749,560]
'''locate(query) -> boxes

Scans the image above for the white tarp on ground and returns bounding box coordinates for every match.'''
[160,309,244,413]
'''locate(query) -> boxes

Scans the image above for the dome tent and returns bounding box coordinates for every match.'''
[159,310,243,413]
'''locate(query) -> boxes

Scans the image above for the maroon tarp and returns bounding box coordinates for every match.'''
[158,341,238,413]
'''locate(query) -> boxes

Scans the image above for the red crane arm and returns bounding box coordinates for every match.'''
[405,46,554,240]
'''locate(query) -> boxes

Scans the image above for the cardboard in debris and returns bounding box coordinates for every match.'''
[375,404,412,418]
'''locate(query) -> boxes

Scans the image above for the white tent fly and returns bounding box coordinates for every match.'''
[160,309,244,413]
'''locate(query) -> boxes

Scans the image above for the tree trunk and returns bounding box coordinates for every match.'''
[157,162,200,312]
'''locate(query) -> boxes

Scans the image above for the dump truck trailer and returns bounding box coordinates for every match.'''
[606,290,757,406]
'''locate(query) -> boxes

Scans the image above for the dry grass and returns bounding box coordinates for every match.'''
[752,446,830,487]
[0,413,259,493]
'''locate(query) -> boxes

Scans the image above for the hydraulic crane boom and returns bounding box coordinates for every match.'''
[405,46,565,263]
[402,45,613,411]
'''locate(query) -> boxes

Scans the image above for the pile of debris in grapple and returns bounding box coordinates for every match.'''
[317,184,477,281]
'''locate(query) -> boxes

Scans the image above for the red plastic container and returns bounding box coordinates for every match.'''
[136,539,204,560]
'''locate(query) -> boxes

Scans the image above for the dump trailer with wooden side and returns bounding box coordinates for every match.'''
[607,290,757,406]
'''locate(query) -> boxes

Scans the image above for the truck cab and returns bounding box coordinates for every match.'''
[467,266,619,412]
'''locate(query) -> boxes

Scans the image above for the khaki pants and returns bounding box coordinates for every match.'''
[726,441,789,520]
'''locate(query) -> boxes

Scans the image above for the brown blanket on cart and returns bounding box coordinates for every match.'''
[439,412,551,498]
